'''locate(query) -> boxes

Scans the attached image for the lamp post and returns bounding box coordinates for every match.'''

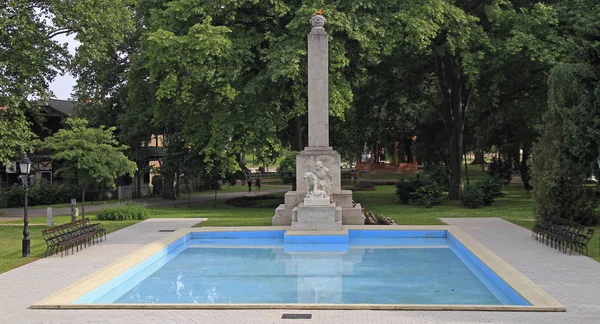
[19,156,32,258]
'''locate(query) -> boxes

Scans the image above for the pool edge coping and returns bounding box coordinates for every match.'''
[30,225,565,312]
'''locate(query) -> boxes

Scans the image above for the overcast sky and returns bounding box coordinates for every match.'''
[49,33,79,100]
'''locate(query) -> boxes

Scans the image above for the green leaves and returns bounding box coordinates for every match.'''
[40,118,137,189]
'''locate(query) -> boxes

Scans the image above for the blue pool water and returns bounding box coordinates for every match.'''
[75,230,530,306]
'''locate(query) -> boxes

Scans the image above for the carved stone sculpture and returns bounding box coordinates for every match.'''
[304,161,333,201]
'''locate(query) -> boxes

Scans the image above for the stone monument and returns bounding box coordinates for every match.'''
[272,11,363,230]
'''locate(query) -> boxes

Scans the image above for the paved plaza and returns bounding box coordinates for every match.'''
[0,217,599,323]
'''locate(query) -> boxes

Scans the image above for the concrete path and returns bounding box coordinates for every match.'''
[0,187,289,220]
[1,218,599,323]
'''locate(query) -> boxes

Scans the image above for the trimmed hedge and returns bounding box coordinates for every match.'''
[97,201,149,221]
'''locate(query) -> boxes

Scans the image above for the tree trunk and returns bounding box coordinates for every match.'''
[81,187,86,218]
[471,151,485,164]
[175,171,181,198]
[464,151,470,186]
[439,56,464,200]
[136,169,142,198]
[519,144,533,192]
[162,172,176,199]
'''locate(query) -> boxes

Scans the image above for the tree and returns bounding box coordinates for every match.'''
[532,0,600,225]
[0,107,37,164]
[40,118,137,216]
[0,0,133,162]
[376,0,559,199]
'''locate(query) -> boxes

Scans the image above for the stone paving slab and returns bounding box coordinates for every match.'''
[1,217,599,323]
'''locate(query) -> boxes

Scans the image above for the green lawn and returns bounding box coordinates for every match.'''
[1,178,598,274]
[0,216,139,274]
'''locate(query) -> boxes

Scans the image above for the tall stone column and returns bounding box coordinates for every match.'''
[308,14,329,147]
[272,12,363,228]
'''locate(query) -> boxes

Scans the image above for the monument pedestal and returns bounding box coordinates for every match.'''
[291,198,342,230]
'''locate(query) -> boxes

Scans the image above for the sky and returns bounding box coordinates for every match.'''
[49,33,79,100]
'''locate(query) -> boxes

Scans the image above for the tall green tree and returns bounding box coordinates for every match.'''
[0,0,134,162]
[532,0,600,225]
[376,0,558,198]
[40,118,136,216]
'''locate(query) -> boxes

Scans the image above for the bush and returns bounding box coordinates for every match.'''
[7,184,24,207]
[351,182,376,191]
[55,182,80,203]
[479,177,504,206]
[395,177,443,207]
[226,194,283,208]
[28,180,57,206]
[412,183,444,208]
[278,151,300,184]
[97,201,149,221]
[427,167,449,190]
[461,185,485,208]
[395,177,426,204]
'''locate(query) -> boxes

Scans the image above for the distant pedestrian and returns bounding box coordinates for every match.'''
[244,168,253,192]
[255,176,261,193]
[350,169,357,183]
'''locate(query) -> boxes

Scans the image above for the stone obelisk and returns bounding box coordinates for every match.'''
[272,12,363,229]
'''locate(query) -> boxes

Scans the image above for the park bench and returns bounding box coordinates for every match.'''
[531,218,594,255]
[42,218,106,257]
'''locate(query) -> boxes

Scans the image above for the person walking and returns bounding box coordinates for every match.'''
[244,168,253,192]
[255,176,261,193]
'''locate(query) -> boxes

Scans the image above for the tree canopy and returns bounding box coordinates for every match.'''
[40,118,136,215]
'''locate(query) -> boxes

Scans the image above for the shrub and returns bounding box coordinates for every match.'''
[55,182,80,203]
[395,177,426,204]
[97,201,149,221]
[28,180,57,206]
[351,182,376,191]
[427,167,449,190]
[479,177,504,206]
[278,151,300,185]
[412,183,444,208]
[226,194,283,208]
[460,185,485,208]
[0,186,6,208]
[7,184,24,207]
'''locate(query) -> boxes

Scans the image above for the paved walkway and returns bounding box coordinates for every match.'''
[1,218,599,323]
[0,187,289,220]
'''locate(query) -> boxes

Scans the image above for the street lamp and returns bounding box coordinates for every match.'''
[19,156,32,258]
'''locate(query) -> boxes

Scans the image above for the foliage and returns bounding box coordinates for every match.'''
[460,185,485,209]
[277,151,299,185]
[412,183,444,208]
[395,177,443,207]
[395,178,426,204]
[427,167,449,191]
[0,107,37,164]
[351,182,376,191]
[0,0,133,162]
[479,177,505,206]
[532,63,600,226]
[97,201,149,221]
[460,176,504,208]
[28,180,56,206]
[225,194,283,209]
[40,118,137,190]
[6,185,25,208]
[40,118,136,215]
[488,157,513,185]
